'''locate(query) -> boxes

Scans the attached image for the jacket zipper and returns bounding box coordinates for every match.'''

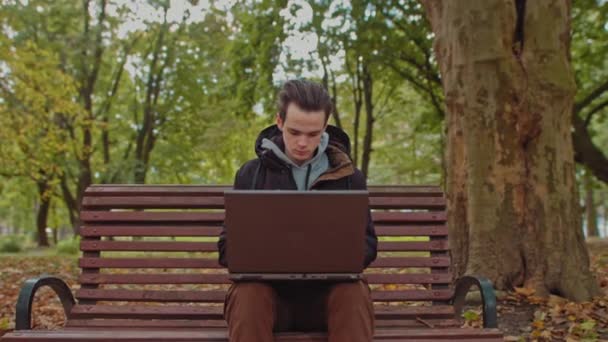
[304,164,312,190]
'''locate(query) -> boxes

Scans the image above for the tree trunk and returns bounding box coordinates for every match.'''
[73,0,107,225]
[320,56,343,130]
[76,132,93,211]
[330,71,342,130]
[602,190,608,237]
[36,181,51,247]
[347,56,363,167]
[134,9,171,184]
[60,174,80,235]
[422,0,599,301]
[584,170,599,237]
[361,62,375,178]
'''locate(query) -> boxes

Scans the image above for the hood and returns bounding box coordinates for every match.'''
[254,124,352,163]
[260,132,329,169]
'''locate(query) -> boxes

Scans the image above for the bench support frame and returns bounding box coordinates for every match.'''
[15,275,75,330]
[452,275,498,328]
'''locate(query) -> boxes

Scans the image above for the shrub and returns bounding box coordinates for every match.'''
[55,237,80,255]
[0,235,24,253]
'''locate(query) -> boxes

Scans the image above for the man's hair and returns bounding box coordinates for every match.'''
[277,79,332,122]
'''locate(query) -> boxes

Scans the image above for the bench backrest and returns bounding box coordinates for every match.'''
[71,185,451,329]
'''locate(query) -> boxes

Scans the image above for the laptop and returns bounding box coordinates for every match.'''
[224,190,369,281]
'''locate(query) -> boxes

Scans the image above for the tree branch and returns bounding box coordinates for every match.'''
[96,34,140,119]
[573,113,608,183]
[375,85,399,121]
[80,0,91,85]
[386,63,428,94]
[86,0,107,115]
[574,78,608,114]
[59,173,78,231]
[583,98,608,127]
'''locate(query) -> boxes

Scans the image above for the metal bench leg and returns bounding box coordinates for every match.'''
[452,275,498,328]
[15,275,75,330]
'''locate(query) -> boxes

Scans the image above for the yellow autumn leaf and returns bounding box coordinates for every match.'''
[532,320,545,329]
[383,284,397,291]
[514,286,535,297]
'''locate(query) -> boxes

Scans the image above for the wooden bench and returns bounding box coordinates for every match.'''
[2,185,503,341]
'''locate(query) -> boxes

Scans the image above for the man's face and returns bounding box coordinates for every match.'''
[276,102,327,166]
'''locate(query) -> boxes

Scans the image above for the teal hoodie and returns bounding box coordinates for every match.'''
[260,132,330,190]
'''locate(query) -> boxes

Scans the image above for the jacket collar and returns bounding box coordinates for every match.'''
[254,124,356,181]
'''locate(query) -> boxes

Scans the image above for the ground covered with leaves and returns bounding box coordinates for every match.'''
[0,241,607,341]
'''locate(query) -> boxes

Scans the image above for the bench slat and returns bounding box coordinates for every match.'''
[79,240,448,252]
[80,211,446,223]
[78,273,452,285]
[74,288,454,303]
[75,289,226,302]
[84,185,444,197]
[85,185,231,196]
[78,257,451,269]
[64,318,462,329]
[69,304,456,320]
[66,319,228,328]
[79,273,230,284]
[80,241,217,252]
[79,257,222,268]
[79,225,447,237]
[376,225,447,236]
[80,226,223,237]
[80,212,224,223]
[69,304,223,320]
[372,289,453,301]
[82,197,224,209]
[82,196,446,210]
[374,212,446,223]
[379,241,448,251]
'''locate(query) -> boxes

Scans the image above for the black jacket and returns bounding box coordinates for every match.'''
[218,124,378,268]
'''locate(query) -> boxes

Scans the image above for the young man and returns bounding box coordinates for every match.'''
[218,79,378,342]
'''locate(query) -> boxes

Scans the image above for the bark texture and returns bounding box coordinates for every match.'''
[584,171,599,238]
[36,180,51,247]
[422,0,599,300]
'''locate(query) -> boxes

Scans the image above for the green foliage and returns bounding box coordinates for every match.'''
[0,235,25,253]
[462,309,480,323]
[0,316,9,330]
[369,86,443,184]
[0,40,82,181]
[0,177,37,233]
[572,319,599,341]
[282,0,443,183]
[228,0,288,117]
[55,237,80,256]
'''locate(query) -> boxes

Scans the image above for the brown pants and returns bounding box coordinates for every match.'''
[224,281,374,342]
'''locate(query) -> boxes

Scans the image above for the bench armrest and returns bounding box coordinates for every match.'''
[15,275,75,330]
[451,275,498,328]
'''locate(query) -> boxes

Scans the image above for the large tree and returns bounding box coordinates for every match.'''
[0,40,82,246]
[421,0,599,300]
